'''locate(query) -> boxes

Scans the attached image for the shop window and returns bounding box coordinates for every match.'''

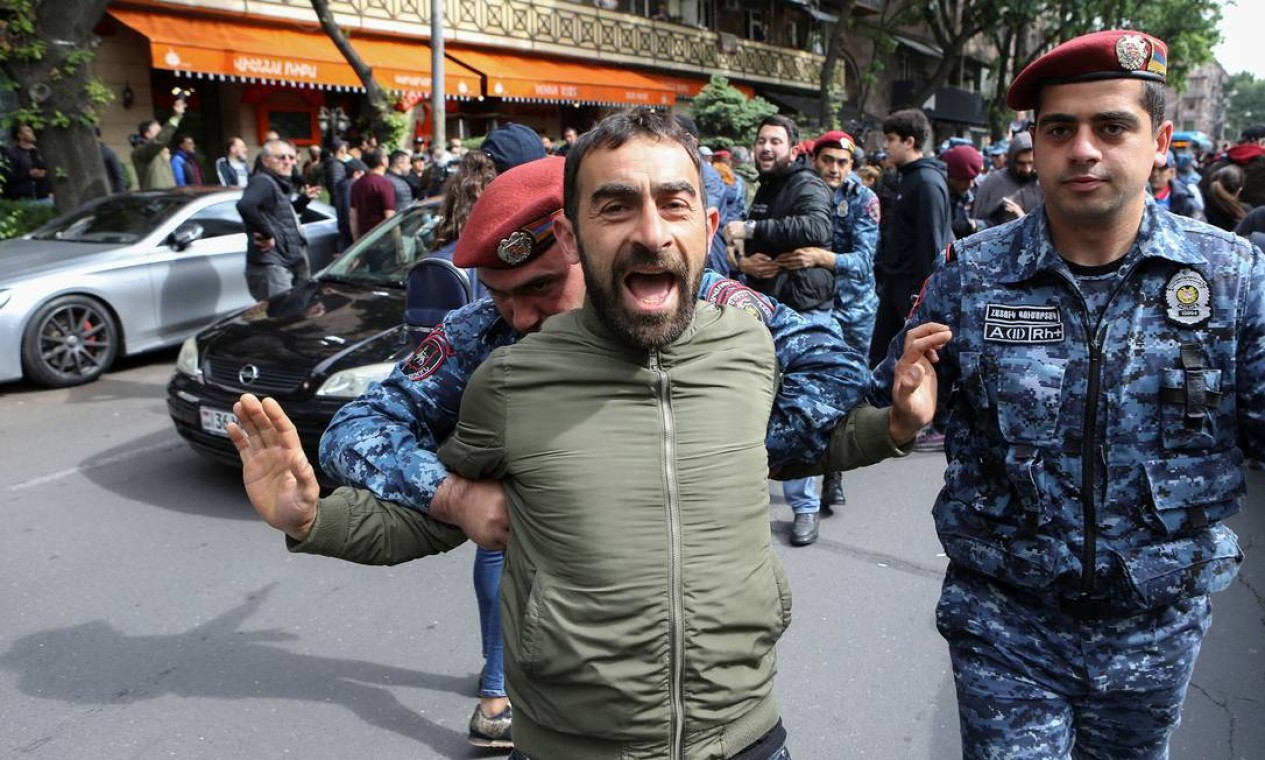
[258,108,319,147]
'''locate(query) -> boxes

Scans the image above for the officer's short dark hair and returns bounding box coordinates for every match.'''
[564,108,702,225]
[758,114,799,146]
[882,109,931,150]
[389,149,409,165]
[362,150,384,169]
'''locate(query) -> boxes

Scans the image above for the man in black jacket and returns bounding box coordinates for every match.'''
[726,113,835,546]
[236,139,321,300]
[870,109,951,368]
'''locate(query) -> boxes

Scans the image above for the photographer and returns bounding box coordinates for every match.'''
[131,97,186,190]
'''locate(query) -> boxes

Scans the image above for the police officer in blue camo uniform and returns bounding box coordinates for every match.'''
[780,130,880,515]
[871,30,1265,759]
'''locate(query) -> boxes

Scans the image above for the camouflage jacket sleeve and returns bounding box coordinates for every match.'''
[869,253,963,408]
[317,301,504,513]
[698,270,871,467]
[832,185,880,279]
[1239,242,1265,458]
[287,486,468,564]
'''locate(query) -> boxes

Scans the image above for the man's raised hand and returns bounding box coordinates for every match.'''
[228,394,320,541]
[888,322,953,445]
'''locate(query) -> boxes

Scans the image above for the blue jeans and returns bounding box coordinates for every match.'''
[783,476,819,515]
[473,547,507,698]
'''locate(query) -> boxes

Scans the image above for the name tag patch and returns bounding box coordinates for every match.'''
[984,303,1065,343]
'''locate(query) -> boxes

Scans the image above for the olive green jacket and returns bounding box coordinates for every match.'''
[292,301,907,759]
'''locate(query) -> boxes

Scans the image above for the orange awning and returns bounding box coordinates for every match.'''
[108,8,481,98]
[657,73,755,100]
[447,48,675,107]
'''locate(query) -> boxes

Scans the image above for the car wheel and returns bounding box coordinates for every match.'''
[21,295,120,387]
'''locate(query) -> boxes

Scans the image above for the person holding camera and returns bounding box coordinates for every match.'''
[131,97,186,190]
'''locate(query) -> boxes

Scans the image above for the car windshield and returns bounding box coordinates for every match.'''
[30,194,190,244]
[320,204,441,286]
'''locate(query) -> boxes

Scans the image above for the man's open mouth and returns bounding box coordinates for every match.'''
[623,270,679,311]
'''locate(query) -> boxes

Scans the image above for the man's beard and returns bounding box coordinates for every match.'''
[580,239,700,349]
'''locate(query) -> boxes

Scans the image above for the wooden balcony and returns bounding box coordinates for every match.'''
[153,0,832,91]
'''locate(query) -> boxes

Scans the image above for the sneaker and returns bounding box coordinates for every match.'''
[468,703,513,748]
[790,512,819,546]
[913,428,945,452]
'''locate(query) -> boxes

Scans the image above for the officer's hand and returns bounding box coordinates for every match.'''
[888,322,953,445]
[431,474,509,551]
[253,233,276,252]
[229,394,320,541]
[173,98,187,117]
[780,247,834,270]
[1000,197,1025,219]
[723,219,747,242]
[738,252,780,279]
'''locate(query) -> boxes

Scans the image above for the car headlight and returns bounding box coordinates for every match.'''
[315,362,396,399]
[174,337,201,380]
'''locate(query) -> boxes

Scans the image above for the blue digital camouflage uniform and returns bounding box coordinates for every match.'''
[871,199,1265,758]
[320,269,868,512]
[825,174,880,354]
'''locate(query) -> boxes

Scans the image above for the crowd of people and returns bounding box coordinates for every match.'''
[225,28,1263,760]
[4,26,1263,760]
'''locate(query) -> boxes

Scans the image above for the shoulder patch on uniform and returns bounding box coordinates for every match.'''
[402,327,454,381]
[1163,268,1211,327]
[983,303,1065,344]
[866,195,880,223]
[704,279,775,323]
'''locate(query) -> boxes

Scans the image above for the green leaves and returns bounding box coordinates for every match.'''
[690,75,778,149]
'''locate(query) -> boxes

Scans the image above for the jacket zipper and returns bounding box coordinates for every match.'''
[1058,263,1135,598]
[649,349,686,760]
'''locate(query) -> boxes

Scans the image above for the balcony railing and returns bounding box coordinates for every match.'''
[157,0,833,91]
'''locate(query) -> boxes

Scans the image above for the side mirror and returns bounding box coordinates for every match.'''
[168,221,204,251]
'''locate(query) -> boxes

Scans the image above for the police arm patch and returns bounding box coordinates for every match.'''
[402,327,454,381]
[705,279,775,323]
[866,195,880,223]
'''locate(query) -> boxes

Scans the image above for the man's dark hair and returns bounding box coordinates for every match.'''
[1032,81,1167,135]
[177,133,194,146]
[362,150,384,169]
[137,119,159,138]
[563,108,702,224]
[881,109,931,150]
[389,149,409,166]
[758,114,798,146]
[1239,124,1265,143]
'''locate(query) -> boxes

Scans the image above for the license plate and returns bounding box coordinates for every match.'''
[200,407,239,437]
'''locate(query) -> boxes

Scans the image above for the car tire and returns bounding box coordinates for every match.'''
[21,295,120,387]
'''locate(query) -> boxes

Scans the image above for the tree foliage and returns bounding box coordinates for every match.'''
[689,75,778,148]
[817,0,1224,141]
[1225,73,1265,140]
[0,0,114,211]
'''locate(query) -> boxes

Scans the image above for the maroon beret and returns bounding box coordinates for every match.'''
[942,145,984,182]
[1007,30,1168,111]
[454,157,564,269]
[812,130,857,157]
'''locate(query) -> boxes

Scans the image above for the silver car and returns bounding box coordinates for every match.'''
[0,187,338,387]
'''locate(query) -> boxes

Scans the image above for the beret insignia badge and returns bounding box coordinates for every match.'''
[497,230,534,266]
[1115,34,1149,72]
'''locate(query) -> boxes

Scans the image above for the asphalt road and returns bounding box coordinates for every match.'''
[1,350,1261,759]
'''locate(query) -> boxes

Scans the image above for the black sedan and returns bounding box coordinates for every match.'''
[167,203,443,480]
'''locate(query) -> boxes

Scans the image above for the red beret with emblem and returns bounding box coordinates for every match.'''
[1007,30,1168,111]
[813,130,857,157]
[454,156,565,269]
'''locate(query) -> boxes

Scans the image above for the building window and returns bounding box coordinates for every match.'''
[747,10,765,41]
